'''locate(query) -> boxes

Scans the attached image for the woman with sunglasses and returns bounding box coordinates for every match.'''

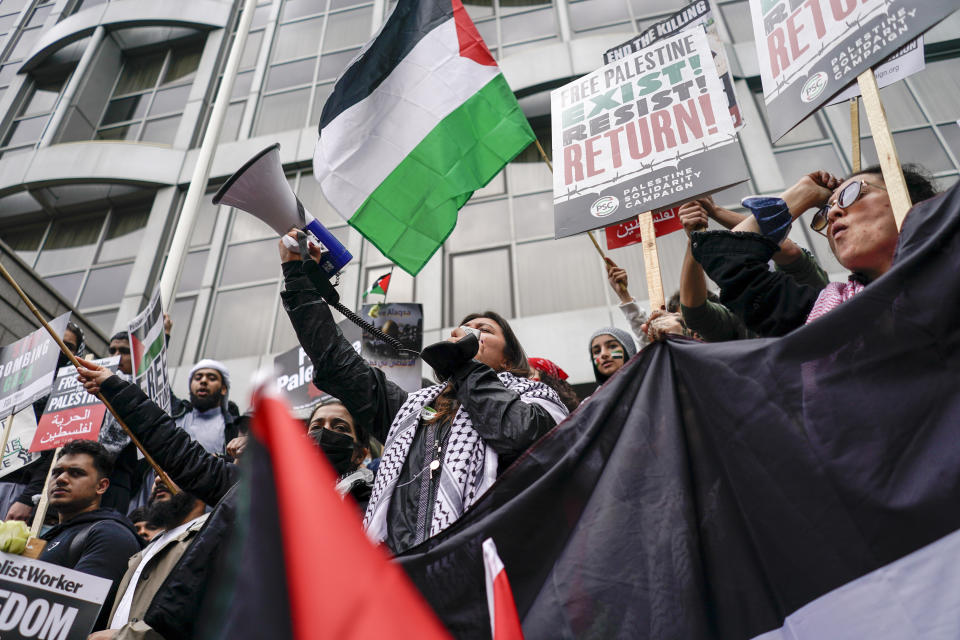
[689,165,937,336]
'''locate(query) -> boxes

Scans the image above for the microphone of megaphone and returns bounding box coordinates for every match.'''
[213,143,352,277]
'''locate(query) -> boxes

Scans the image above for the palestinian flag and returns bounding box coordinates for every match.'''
[199,385,450,639]
[362,272,391,300]
[313,0,534,276]
[397,181,960,639]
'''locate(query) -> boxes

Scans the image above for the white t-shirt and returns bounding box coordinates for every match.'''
[109,515,203,629]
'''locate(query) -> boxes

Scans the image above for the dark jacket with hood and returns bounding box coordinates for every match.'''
[691,230,826,337]
[97,375,239,639]
[39,508,144,631]
[281,260,561,554]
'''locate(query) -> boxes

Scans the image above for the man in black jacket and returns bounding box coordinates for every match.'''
[75,358,241,639]
[39,440,143,631]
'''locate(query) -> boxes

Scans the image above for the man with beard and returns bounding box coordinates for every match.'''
[87,478,207,640]
[173,359,240,456]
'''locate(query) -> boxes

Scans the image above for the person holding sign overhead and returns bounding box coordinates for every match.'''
[691,165,939,336]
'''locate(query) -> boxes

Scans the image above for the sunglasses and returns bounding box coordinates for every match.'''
[109,346,131,355]
[810,180,887,237]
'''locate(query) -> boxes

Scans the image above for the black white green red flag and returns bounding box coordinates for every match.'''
[362,272,392,300]
[313,0,534,276]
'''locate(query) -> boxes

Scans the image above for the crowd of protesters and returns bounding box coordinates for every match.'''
[0,160,941,638]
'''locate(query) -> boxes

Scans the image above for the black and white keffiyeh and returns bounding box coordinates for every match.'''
[363,372,566,544]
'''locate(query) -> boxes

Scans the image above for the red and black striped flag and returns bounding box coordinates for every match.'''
[201,386,450,639]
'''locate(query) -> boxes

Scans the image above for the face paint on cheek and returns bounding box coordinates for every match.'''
[609,348,625,360]
[592,354,603,367]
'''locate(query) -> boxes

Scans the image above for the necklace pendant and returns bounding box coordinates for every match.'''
[429,459,440,478]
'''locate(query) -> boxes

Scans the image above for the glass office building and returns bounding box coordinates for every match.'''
[0,0,957,398]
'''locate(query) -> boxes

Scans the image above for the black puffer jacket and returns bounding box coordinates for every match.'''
[281,261,561,553]
[97,375,238,639]
[691,230,823,337]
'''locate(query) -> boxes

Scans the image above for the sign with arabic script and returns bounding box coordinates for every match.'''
[30,357,120,452]
[605,206,683,250]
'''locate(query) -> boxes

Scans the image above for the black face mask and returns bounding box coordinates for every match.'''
[310,428,360,476]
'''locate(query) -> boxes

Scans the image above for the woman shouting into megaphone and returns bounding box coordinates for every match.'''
[278,232,567,554]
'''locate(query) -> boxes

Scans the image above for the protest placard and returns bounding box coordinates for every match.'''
[0,409,40,479]
[274,320,360,416]
[0,550,111,640]
[361,303,423,393]
[0,314,70,419]
[605,206,683,250]
[604,0,742,129]
[128,291,170,415]
[551,27,748,238]
[750,0,954,141]
[30,358,120,452]
[827,36,924,106]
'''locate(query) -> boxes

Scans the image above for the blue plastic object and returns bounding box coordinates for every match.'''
[741,197,792,245]
[305,218,352,276]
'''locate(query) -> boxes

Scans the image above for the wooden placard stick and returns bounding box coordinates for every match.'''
[851,96,861,173]
[0,260,180,494]
[857,70,912,229]
[29,448,60,538]
[533,136,629,297]
[636,212,665,311]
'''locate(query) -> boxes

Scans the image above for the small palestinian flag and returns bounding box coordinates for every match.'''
[313,0,534,275]
[363,272,391,300]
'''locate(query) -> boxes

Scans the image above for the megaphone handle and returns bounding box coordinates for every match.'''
[329,300,416,357]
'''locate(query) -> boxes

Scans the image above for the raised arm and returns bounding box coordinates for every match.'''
[75,361,238,507]
[450,361,565,466]
[605,257,649,344]
[690,231,821,337]
[278,237,408,443]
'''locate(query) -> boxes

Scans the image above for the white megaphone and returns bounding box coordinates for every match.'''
[213,143,352,276]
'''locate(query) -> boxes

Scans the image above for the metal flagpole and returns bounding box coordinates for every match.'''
[159,0,259,307]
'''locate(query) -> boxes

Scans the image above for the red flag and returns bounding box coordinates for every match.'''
[483,538,525,640]
[605,207,683,250]
[238,387,451,639]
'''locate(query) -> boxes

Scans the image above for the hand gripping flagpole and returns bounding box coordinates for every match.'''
[0,259,180,495]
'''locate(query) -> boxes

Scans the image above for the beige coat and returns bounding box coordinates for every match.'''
[109,513,210,640]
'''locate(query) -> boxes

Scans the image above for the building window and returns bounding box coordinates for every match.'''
[0,72,71,157]
[0,0,28,56]
[0,198,153,335]
[95,40,202,145]
[201,1,273,145]
[466,0,559,59]
[253,0,373,136]
[3,1,53,65]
